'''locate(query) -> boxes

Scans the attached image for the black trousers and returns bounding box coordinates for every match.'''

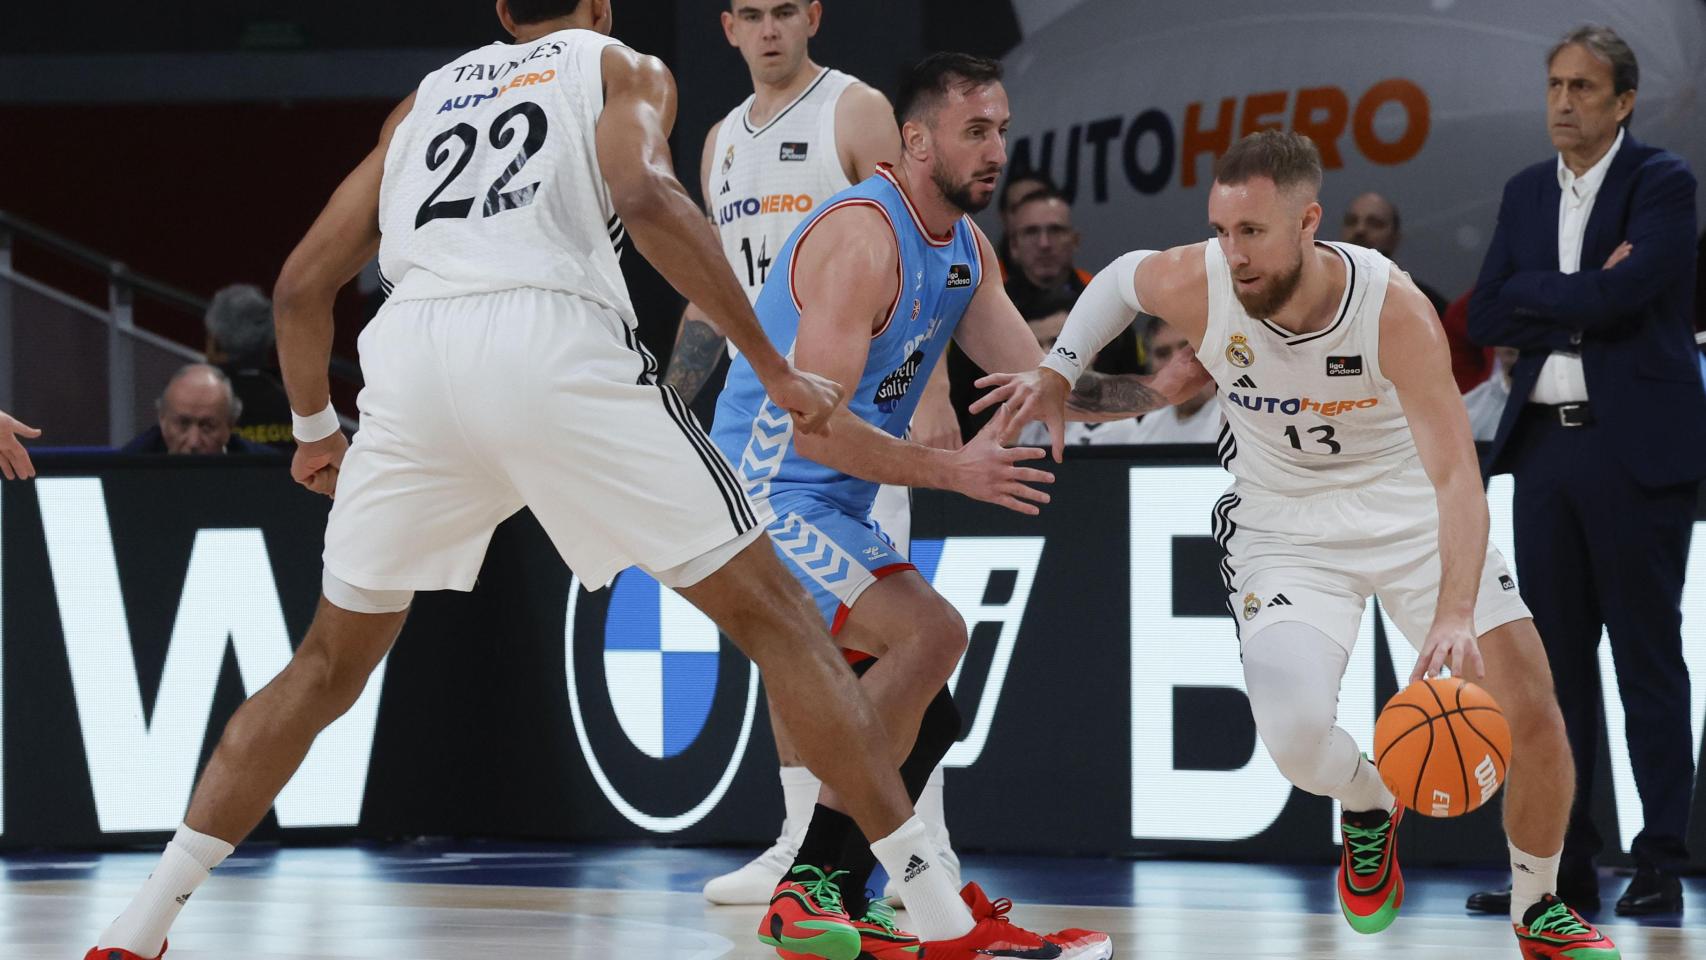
[1507,407,1697,871]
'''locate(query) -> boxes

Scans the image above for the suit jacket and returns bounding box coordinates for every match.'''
[1468,134,1705,487]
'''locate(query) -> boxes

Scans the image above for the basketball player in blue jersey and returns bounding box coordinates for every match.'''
[713,53,1209,960]
[977,131,1616,960]
[666,0,968,908]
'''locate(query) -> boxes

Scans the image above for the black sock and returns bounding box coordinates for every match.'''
[789,803,858,885]
[835,684,963,920]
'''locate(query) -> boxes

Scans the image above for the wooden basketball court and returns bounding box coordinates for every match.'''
[20,845,1700,959]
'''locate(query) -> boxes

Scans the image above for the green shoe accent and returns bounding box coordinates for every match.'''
[1559,949,1622,960]
[1342,819,1393,882]
[1340,879,1402,935]
[757,921,862,960]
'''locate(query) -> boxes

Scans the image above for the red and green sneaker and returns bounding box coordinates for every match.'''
[1337,804,1404,934]
[847,900,923,959]
[1515,895,1620,959]
[757,866,861,960]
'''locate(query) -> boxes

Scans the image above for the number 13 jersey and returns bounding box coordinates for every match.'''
[377,29,636,323]
[1199,239,1417,496]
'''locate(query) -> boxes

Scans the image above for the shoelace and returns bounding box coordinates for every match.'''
[1526,901,1591,938]
[789,865,850,915]
[1341,821,1391,876]
[862,900,904,933]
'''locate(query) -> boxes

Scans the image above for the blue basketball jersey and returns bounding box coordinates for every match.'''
[711,165,984,518]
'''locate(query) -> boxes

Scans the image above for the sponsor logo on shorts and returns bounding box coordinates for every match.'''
[1226,392,1379,416]
[1226,334,1255,368]
[946,263,974,288]
[779,141,810,161]
[863,545,889,561]
[1243,592,1261,620]
[1326,355,1364,377]
[1499,574,1516,591]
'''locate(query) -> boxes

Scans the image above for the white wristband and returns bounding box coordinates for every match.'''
[292,405,341,443]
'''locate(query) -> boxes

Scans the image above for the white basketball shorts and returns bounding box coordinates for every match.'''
[1215,457,1531,651]
[323,288,758,593]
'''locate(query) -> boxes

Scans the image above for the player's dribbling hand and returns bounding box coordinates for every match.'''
[0,410,42,480]
[1410,619,1485,684]
[969,367,1072,463]
[292,431,349,499]
[948,405,1054,515]
[763,365,844,436]
[1152,346,1214,406]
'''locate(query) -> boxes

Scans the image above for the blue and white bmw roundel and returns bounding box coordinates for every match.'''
[601,569,720,759]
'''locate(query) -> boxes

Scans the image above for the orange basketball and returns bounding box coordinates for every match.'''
[1373,676,1511,818]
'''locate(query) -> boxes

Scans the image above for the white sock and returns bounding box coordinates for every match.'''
[98,824,234,957]
[779,765,820,845]
[870,816,973,940]
[1509,841,1561,926]
[1336,753,1396,815]
[916,764,951,845]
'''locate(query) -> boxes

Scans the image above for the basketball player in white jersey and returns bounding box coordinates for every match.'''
[668,0,962,907]
[82,3,989,958]
[975,131,1618,960]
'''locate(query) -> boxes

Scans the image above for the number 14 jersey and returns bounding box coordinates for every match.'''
[1199,239,1417,496]
[377,29,636,323]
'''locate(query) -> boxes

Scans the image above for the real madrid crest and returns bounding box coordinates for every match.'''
[1243,592,1261,621]
[721,145,735,175]
[1226,334,1255,368]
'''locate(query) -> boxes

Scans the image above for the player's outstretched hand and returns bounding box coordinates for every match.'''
[292,431,349,499]
[763,365,844,436]
[970,367,1071,463]
[1409,618,1485,684]
[948,405,1054,516]
[1152,346,1214,406]
[0,410,42,480]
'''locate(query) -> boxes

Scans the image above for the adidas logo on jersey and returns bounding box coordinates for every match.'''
[1233,375,1258,389]
[1266,594,1293,608]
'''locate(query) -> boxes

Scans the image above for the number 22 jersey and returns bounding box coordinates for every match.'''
[376,29,636,323]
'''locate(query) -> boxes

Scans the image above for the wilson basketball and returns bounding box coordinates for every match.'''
[1374,677,1511,818]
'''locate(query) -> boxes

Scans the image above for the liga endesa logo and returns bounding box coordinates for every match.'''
[564,569,759,833]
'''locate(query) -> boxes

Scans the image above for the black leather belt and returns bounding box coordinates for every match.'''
[1524,401,1595,427]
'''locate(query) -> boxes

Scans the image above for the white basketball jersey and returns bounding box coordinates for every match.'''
[708,68,858,308]
[1199,240,1416,495]
[377,29,635,323]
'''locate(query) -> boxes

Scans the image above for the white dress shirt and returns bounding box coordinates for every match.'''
[1463,361,1513,442]
[1124,400,1224,444]
[1015,417,1145,447]
[1530,128,1624,404]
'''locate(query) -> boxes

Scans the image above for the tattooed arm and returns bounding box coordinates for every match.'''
[664,302,728,404]
[1067,370,1170,419]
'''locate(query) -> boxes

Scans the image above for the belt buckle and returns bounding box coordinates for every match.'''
[1557,403,1588,427]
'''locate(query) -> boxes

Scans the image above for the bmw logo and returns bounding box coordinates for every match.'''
[565,569,758,833]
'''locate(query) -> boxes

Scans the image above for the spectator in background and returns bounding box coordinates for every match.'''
[1125,316,1221,443]
[123,364,274,455]
[0,409,41,479]
[953,189,1143,436]
[1467,24,1703,919]
[204,284,293,449]
[1340,192,1491,390]
[994,171,1055,274]
[1463,346,1518,441]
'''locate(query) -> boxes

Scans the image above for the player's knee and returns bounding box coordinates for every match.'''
[288,638,373,716]
[914,598,968,677]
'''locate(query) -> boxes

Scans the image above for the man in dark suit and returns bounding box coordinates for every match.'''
[1468,24,1703,918]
